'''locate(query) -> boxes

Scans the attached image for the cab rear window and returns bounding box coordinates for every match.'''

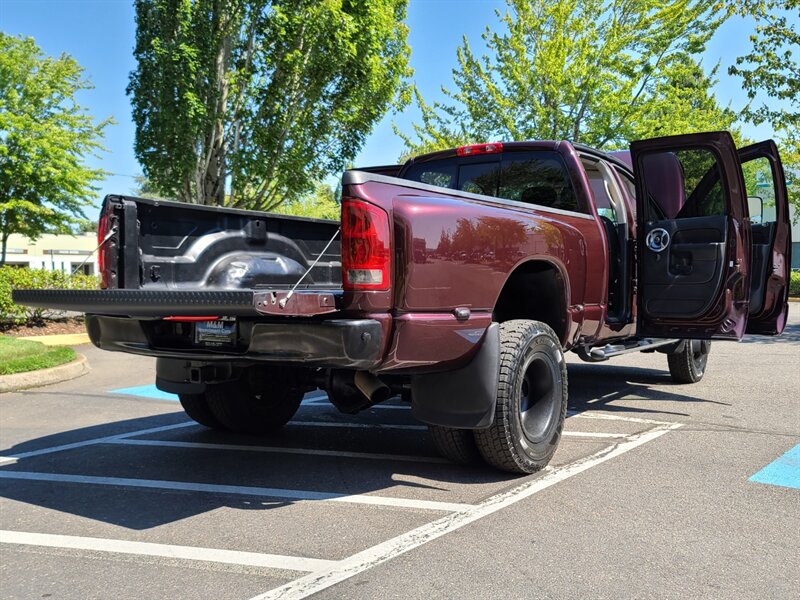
[401,151,583,213]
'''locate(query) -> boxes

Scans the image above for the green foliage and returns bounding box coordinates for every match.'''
[128,0,412,211]
[398,0,737,157]
[0,34,113,264]
[0,336,76,375]
[272,182,340,220]
[131,175,168,200]
[730,0,799,217]
[0,267,99,325]
[72,219,97,235]
[790,270,800,297]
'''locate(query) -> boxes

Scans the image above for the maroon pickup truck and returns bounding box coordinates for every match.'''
[14,131,791,473]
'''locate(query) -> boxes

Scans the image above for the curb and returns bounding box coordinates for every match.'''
[0,353,90,393]
[15,333,91,346]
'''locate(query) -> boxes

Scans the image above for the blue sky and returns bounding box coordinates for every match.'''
[0,0,790,220]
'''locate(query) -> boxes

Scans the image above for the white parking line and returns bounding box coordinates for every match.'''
[250,422,683,600]
[288,421,427,431]
[0,530,334,572]
[0,422,196,465]
[290,420,627,439]
[566,410,675,426]
[302,396,410,411]
[0,471,472,512]
[562,431,628,439]
[107,438,449,464]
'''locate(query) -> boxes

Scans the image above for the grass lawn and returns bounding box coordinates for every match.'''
[0,336,76,376]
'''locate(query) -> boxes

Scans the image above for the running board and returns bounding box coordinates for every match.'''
[588,338,680,361]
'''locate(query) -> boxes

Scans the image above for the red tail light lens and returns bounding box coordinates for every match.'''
[97,209,110,288]
[341,199,391,291]
[456,142,503,156]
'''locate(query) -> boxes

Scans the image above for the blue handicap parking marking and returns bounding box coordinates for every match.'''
[749,444,800,490]
[108,386,327,404]
[109,384,179,402]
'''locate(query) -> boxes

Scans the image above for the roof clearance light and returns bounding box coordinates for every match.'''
[456,142,504,157]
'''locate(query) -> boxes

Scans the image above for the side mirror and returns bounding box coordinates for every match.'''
[747,196,763,224]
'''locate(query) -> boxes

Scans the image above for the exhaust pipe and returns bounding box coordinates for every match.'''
[354,371,391,405]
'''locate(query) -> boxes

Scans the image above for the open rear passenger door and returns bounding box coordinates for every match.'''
[630,131,751,339]
[738,140,791,335]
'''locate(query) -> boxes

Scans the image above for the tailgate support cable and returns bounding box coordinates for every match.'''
[279,227,340,309]
[70,226,118,276]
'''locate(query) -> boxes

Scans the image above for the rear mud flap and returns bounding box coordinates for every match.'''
[410,323,499,429]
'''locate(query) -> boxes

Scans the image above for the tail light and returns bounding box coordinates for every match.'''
[341,199,391,291]
[97,201,114,289]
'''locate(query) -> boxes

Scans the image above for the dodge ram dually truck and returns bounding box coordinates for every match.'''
[14,131,791,474]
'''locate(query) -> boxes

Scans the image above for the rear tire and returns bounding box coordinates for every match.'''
[428,426,483,465]
[474,320,567,474]
[205,380,304,434]
[178,393,224,429]
[667,340,711,383]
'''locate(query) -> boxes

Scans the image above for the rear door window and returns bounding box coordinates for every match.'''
[498,153,580,212]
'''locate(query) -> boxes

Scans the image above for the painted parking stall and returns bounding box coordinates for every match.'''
[0,378,679,599]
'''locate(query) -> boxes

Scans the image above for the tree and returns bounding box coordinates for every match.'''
[730,0,799,215]
[72,219,98,235]
[131,175,168,200]
[0,34,112,265]
[398,0,737,156]
[272,181,341,220]
[128,0,412,211]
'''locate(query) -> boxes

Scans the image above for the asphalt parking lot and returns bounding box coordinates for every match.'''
[1,307,798,599]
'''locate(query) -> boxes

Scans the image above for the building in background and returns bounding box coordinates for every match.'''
[2,233,98,275]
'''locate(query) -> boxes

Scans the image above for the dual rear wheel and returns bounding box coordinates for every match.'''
[430,319,568,474]
[179,379,304,434]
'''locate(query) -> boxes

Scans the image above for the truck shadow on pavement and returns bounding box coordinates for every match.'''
[0,359,723,530]
[0,409,520,530]
[566,363,730,418]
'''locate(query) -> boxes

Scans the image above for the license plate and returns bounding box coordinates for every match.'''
[195,319,236,347]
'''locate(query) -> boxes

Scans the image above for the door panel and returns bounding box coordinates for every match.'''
[631,132,751,339]
[749,221,777,316]
[738,141,791,335]
[641,216,726,318]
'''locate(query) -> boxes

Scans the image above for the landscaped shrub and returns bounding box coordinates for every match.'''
[0,266,99,326]
[790,270,800,297]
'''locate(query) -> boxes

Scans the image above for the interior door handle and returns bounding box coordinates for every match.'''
[645,228,670,253]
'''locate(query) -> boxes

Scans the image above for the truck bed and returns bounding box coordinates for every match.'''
[15,195,343,318]
[125,195,342,292]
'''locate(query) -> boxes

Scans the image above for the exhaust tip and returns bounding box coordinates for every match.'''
[354,371,391,404]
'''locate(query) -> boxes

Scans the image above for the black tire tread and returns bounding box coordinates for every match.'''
[428,425,483,465]
[205,382,303,434]
[667,340,710,384]
[474,319,567,474]
[178,393,224,429]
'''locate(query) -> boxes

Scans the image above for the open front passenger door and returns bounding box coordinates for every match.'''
[738,140,791,335]
[631,131,751,339]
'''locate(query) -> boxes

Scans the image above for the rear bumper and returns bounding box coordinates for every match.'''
[86,315,386,369]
